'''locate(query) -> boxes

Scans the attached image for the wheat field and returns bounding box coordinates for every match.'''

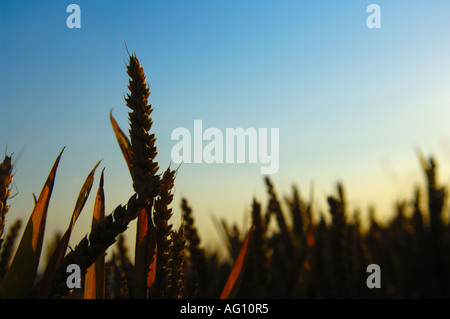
[0,52,449,299]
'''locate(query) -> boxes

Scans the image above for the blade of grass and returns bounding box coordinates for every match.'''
[32,160,101,298]
[220,226,254,299]
[0,148,64,299]
[84,168,106,299]
[110,109,132,175]
[134,207,156,298]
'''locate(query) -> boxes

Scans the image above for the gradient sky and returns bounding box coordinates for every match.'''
[2,1,450,257]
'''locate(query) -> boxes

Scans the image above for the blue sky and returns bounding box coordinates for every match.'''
[2,1,450,255]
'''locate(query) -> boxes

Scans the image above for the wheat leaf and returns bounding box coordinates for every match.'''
[134,208,149,296]
[134,209,157,298]
[84,168,106,299]
[110,109,132,174]
[31,160,101,298]
[0,148,64,298]
[220,226,253,299]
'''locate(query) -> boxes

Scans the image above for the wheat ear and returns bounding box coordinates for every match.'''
[167,225,186,299]
[0,154,13,249]
[181,198,208,297]
[48,180,157,298]
[125,52,160,196]
[150,167,175,298]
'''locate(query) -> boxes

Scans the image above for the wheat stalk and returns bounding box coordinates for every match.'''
[286,186,306,245]
[248,198,270,298]
[111,253,129,299]
[265,177,293,253]
[115,234,136,298]
[421,157,449,296]
[181,198,208,297]
[167,225,185,299]
[327,191,349,298]
[0,154,13,249]
[0,219,21,282]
